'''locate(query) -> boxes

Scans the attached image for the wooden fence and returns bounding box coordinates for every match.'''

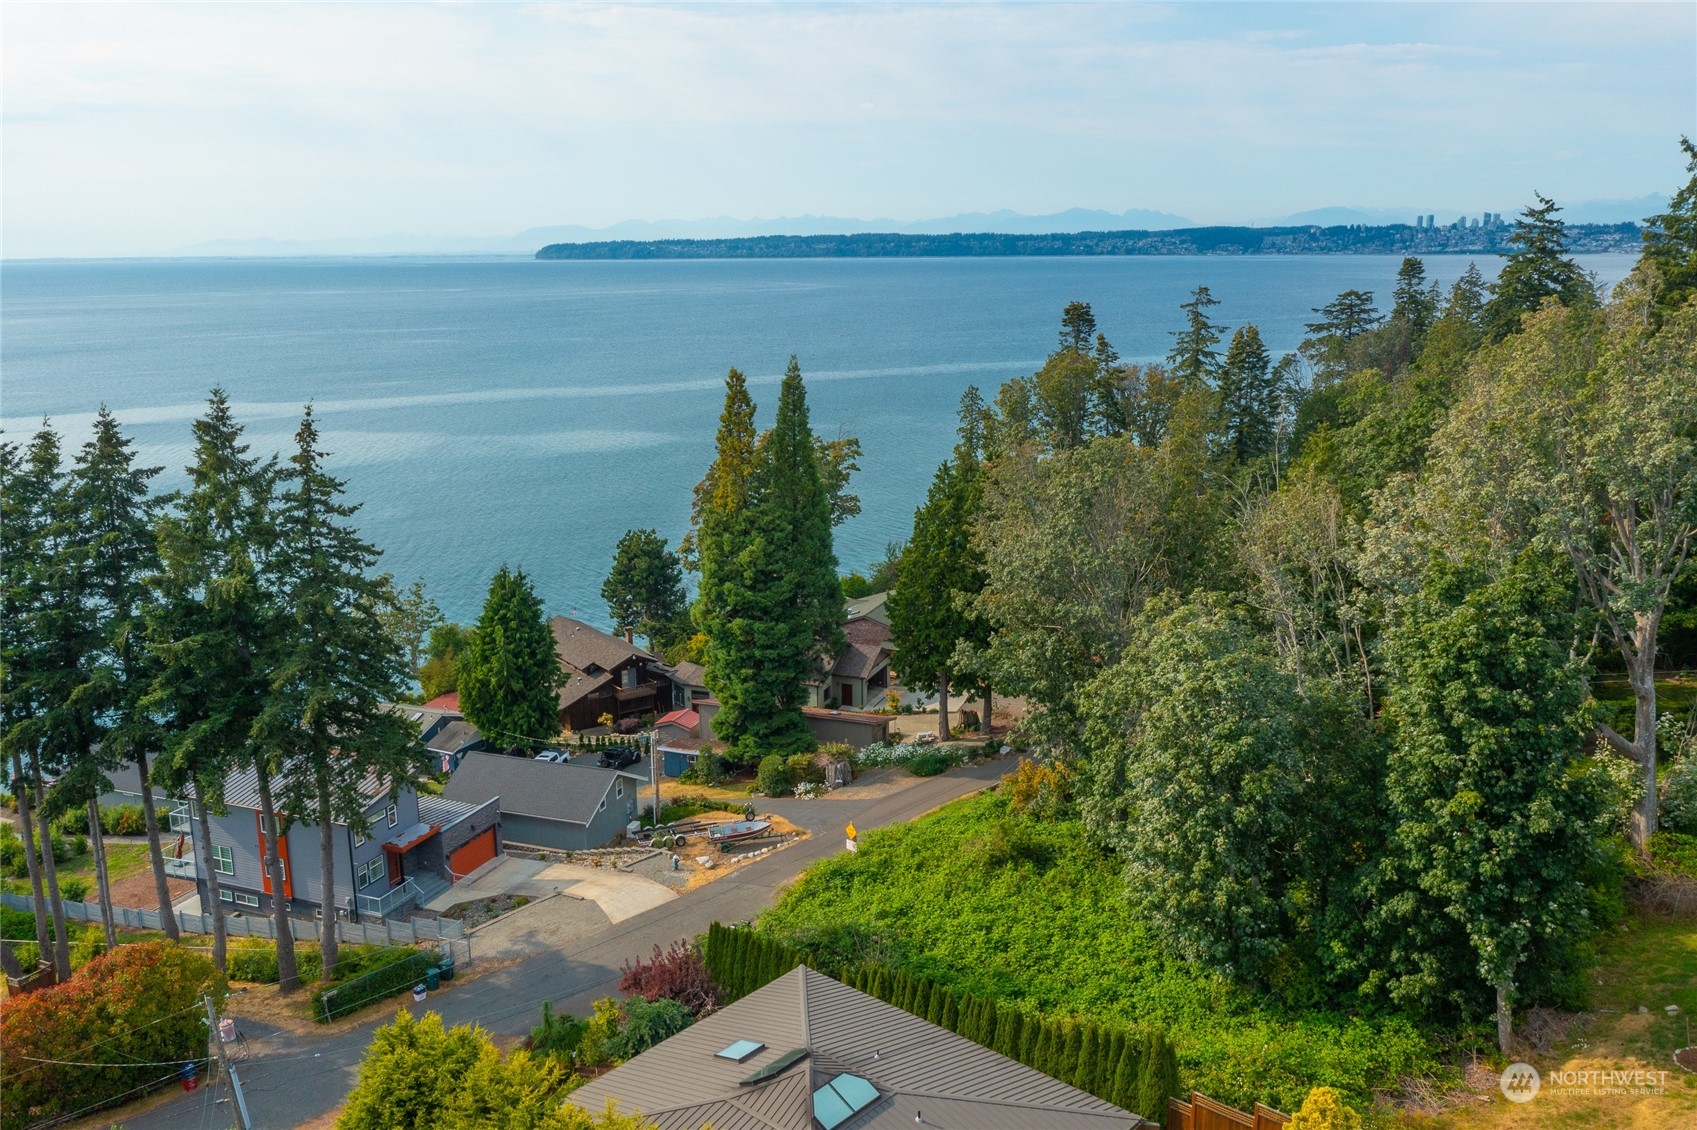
[1168,1092,1289,1130]
[0,891,465,946]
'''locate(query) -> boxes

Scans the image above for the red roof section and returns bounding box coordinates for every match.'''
[423,692,461,712]
[656,708,699,730]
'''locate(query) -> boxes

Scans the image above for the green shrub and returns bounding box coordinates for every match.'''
[57,876,91,903]
[608,996,692,1059]
[786,753,826,787]
[755,755,792,797]
[313,948,438,1021]
[1651,831,1697,878]
[575,997,624,1069]
[1661,756,1697,834]
[905,751,956,777]
[528,1000,588,1064]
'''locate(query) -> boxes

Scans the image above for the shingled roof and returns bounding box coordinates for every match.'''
[567,966,1145,1130]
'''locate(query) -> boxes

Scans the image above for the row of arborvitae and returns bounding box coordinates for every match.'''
[701,924,1179,1124]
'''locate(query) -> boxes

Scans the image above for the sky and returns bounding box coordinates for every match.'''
[3,2,1692,259]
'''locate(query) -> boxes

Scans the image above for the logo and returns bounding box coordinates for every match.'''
[1500,1062,1541,1103]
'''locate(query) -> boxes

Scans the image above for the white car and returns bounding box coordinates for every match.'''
[533,749,572,763]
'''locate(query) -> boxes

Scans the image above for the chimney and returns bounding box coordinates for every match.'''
[625,629,634,645]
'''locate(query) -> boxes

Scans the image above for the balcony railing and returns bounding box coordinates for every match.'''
[168,803,193,834]
[357,877,422,920]
[163,855,198,879]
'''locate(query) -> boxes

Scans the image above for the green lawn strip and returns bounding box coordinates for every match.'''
[757,789,1440,1113]
[1589,917,1697,1064]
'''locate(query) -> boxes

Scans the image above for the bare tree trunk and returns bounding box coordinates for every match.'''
[34,779,70,980]
[134,749,179,940]
[1627,631,1659,857]
[86,799,117,950]
[317,771,338,982]
[11,752,53,973]
[192,780,226,971]
[254,765,299,991]
[937,672,952,742]
[1496,980,1513,1055]
[978,684,993,736]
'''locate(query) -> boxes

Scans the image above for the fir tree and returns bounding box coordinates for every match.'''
[1642,136,1697,316]
[262,407,429,979]
[993,1009,1019,1058]
[458,565,563,752]
[1136,1031,1180,1122]
[1075,1025,1099,1093]
[1216,325,1277,462]
[601,528,688,651]
[939,990,959,1033]
[1056,1021,1081,1087]
[1445,263,1487,326]
[1482,193,1593,341]
[146,390,282,975]
[1111,1035,1144,1113]
[1390,257,1439,344]
[1167,286,1224,389]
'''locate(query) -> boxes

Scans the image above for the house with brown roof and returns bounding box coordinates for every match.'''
[550,616,681,732]
[807,595,895,712]
[567,965,1147,1130]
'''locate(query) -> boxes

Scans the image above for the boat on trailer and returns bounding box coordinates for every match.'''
[707,819,772,851]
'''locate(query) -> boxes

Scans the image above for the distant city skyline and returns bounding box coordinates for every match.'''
[3,2,1691,259]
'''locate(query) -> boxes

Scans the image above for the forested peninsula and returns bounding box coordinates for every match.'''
[535,221,1641,260]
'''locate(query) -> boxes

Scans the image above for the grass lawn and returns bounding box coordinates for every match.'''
[758,788,1439,1116]
[1408,917,1697,1129]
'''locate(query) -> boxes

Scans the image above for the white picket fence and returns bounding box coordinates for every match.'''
[0,891,465,946]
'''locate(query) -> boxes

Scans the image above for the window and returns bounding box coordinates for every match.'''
[715,1040,764,1063]
[386,804,398,828]
[356,859,384,890]
[812,1074,879,1130]
[234,892,260,908]
[353,829,366,848]
[616,780,623,799]
[210,845,234,875]
[599,797,606,812]
[218,889,234,903]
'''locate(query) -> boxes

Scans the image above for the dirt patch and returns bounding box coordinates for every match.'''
[674,814,808,891]
[94,871,193,910]
[441,892,532,928]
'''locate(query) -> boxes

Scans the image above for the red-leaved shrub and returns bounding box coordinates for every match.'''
[618,940,720,1018]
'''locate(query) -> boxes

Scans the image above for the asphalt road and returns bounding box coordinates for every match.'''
[121,758,1007,1130]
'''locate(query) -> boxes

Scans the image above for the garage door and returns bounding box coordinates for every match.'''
[448,828,497,881]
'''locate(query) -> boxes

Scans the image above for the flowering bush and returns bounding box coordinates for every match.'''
[793,782,824,799]
[0,941,221,1130]
[855,741,927,768]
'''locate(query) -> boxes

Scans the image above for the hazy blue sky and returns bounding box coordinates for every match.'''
[4,2,1691,258]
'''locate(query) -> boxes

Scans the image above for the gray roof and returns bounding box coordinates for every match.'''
[426,719,491,756]
[551,616,657,673]
[668,660,708,689]
[444,751,643,826]
[416,793,489,830]
[220,765,397,815]
[567,966,1145,1130]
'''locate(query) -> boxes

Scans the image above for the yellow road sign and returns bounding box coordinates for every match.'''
[845,822,857,840]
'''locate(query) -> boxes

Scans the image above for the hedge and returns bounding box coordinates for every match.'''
[700,922,1179,1123]
[314,948,441,1022]
[0,941,222,1130]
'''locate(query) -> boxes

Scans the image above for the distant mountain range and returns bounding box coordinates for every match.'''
[167,197,1665,258]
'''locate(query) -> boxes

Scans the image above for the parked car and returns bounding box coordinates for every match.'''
[598,746,640,769]
[534,749,572,763]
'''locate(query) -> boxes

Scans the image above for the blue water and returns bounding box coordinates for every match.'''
[1,254,1635,626]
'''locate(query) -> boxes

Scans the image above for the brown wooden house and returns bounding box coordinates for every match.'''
[550,617,677,732]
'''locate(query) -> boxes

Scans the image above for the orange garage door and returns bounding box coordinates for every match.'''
[448,828,497,881]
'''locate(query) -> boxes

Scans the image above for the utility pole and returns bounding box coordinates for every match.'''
[204,992,253,1130]
[649,730,661,830]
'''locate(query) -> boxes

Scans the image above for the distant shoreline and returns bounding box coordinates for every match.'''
[537,223,1642,261]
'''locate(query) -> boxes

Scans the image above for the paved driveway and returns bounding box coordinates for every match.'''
[118,757,1009,1130]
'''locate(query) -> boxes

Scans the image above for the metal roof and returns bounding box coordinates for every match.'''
[567,966,1146,1130]
[443,751,625,826]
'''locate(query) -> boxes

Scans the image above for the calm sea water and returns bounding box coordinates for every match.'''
[1,253,1634,626]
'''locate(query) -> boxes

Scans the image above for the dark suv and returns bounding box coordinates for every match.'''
[598,746,641,769]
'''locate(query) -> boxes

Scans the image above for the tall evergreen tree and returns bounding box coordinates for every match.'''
[65,411,177,938]
[1642,136,1697,316]
[1444,263,1487,326]
[1301,289,1382,382]
[146,390,280,974]
[1482,193,1592,341]
[459,566,564,751]
[1166,286,1224,389]
[1390,257,1439,343]
[1216,325,1277,463]
[704,360,842,756]
[0,429,75,977]
[263,408,428,979]
[601,528,688,651]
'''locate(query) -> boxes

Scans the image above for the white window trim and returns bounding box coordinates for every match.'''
[235,891,260,908]
[218,888,234,903]
[616,780,623,799]
[386,804,398,828]
[353,828,366,848]
[211,845,234,875]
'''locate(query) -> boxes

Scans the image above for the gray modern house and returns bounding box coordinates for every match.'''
[179,765,498,922]
[568,965,1147,1129]
[443,750,649,851]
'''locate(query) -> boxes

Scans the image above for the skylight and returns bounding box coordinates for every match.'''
[740,1047,808,1085]
[812,1073,879,1130]
[715,1040,765,1063]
